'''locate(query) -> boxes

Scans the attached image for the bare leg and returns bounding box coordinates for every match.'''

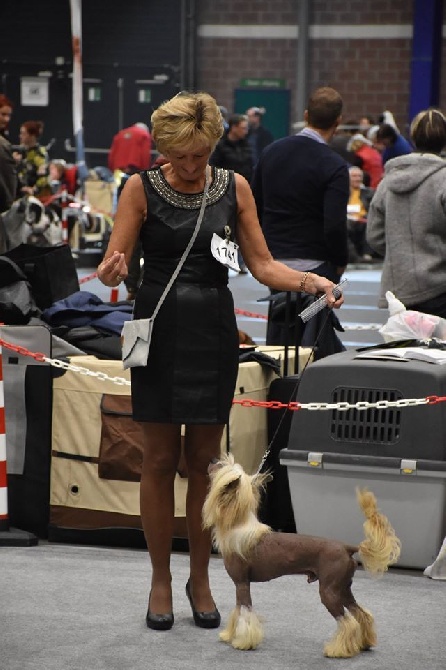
[140,422,181,614]
[184,423,224,611]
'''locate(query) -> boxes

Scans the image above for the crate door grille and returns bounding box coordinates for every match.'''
[330,387,402,443]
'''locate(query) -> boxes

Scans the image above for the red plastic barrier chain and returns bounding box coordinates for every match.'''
[78,271,98,285]
[233,399,302,410]
[234,308,268,320]
[0,338,46,363]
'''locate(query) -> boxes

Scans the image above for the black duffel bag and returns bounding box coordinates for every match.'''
[0,256,40,324]
[3,243,80,310]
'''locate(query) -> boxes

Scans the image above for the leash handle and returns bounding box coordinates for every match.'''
[299,278,348,323]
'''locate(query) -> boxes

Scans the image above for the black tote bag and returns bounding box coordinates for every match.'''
[3,243,80,310]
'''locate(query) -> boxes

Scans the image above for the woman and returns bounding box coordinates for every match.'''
[347,166,376,262]
[0,94,16,211]
[97,91,343,631]
[367,108,446,316]
[0,94,17,252]
[347,133,383,188]
[14,120,50,200]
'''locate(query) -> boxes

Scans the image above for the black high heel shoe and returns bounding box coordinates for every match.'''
[185,579,221,629]
[146,591,174,631]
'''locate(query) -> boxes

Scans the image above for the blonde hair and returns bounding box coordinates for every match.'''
[410,108,446,153]
[349,138,365,152]
[151,91,224,155]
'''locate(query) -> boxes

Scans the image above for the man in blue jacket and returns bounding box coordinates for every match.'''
[375,123,412,164]
[252,86,349,284]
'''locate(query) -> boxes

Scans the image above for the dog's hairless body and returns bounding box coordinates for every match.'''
[224,532,358,618]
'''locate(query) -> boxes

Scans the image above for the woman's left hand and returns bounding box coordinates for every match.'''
[97,250,128,287]
[306,273,345,308]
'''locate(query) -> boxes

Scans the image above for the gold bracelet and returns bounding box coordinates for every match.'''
[300,271,310,293]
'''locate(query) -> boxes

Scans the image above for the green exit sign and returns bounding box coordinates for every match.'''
[240,78,286,88]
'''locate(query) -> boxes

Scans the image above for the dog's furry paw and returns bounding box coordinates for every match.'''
[324,613,363,658]
[231,607,264,650]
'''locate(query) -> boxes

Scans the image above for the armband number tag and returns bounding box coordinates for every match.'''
[211,233,240,272]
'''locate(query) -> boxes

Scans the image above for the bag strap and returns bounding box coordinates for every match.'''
[150,166,211,321]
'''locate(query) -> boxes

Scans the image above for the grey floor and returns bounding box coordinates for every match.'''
[1,543,445,670]
[3,263,446,670]
[0,542,446,670]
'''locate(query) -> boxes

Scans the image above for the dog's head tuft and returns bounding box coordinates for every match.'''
[203,455,272,555]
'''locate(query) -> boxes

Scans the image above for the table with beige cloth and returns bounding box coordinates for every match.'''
[50,346,309,539]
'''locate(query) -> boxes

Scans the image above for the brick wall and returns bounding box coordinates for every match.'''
[197,0,444,135]
[308,38,413,132]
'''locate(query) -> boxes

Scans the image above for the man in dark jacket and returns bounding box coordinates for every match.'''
[251,86,349,348]
[209,114,253,182]
[246,107,274,165]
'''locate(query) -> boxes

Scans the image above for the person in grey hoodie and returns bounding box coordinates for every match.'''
[367,108,446,317]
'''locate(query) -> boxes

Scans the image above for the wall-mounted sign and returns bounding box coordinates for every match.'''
[21,77,49,106]
[138,89,152,103]
[239,78,286,89]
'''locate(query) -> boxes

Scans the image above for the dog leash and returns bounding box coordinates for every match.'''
[256,307,333,474]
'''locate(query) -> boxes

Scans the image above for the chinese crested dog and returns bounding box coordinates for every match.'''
[202,455,401,658]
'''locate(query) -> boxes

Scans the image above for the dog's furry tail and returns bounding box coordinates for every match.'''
[356,488,401,575]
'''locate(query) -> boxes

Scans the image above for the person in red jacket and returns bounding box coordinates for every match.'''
[108,122,152,172]
[347,133,383,188]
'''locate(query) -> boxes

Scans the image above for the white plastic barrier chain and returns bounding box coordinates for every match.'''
[0,338,439,412]
[42,355,432,411]
[343,323,382,331]
[300,397,429,410]
[47,357,130,386]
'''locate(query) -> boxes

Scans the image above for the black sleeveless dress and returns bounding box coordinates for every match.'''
[131,166,240,424]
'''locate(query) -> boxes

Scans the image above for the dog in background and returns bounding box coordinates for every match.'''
[202,455,401,658]
[2,196,62,248]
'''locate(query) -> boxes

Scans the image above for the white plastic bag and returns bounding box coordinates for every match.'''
[379,291,446,342]
[424,536,446,580]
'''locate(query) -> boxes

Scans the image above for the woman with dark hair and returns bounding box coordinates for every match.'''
[367,108,446,317]
[0,93,13,139]
[14,120,50,199]
[97,91,344,632]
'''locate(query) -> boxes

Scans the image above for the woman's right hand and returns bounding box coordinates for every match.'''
[306,273,345,309]
[97,250,128,287]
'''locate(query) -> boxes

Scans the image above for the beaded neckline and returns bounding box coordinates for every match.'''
[147,166,230,209]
